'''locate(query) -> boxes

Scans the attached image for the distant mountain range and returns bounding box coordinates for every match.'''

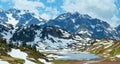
[0,8,120,50]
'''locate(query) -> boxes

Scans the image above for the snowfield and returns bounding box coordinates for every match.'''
[0,59,9,64]
[6,14,19,27]
[7,49,53,64]
[8,49,35,64]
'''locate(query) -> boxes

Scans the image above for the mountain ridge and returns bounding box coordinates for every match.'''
[0,8,120,50]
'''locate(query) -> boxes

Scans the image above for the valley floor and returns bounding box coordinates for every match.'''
[39,50,120,64]
[1,48,120,64]
[1,39,120,64]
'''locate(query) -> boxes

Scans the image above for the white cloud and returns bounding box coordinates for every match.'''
[12,0,45,15]
[47,0,55,3]
[61,0,119,27]
[11,0,59,20]
[41,13,51,20]
[45,7,59,18]
[40,7,59,20]
[111,15,119,27]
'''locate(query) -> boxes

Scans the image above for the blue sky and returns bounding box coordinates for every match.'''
[0,0,120,27]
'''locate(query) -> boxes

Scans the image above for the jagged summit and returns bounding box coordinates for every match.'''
[0,8,46,27]
[45,12,118,39]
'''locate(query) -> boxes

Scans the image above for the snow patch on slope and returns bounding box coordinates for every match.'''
[72,19,75,23]
[39,59,52,64]
[36,35,74,50]
[6,14,19,27]
[0,59,9,64]
[2,31,13,43]
[59,29,70,37]
[116,55,120,58]
[8,49,35,64]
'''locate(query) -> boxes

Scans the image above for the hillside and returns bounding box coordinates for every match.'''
[0,38,52,64]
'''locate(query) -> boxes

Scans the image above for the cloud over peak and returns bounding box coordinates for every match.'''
[0,0,119,27]
[61,0,119,27]
[12,0,45,14]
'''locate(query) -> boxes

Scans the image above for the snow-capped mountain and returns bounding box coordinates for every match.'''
[45,12,118,39]
[0,8,46,27]
[8,25,90,50]
[1,9,120,50]
[116,25,120,34]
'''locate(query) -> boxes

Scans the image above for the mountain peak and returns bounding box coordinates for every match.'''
[0,8,46,27]
[55,12,92,21]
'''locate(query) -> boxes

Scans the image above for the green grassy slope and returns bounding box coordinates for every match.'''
[0,38,48,64]
[87,40,120,58]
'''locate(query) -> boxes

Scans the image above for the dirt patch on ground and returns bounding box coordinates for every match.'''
[51,60,84,64]
[89,58,120,64]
